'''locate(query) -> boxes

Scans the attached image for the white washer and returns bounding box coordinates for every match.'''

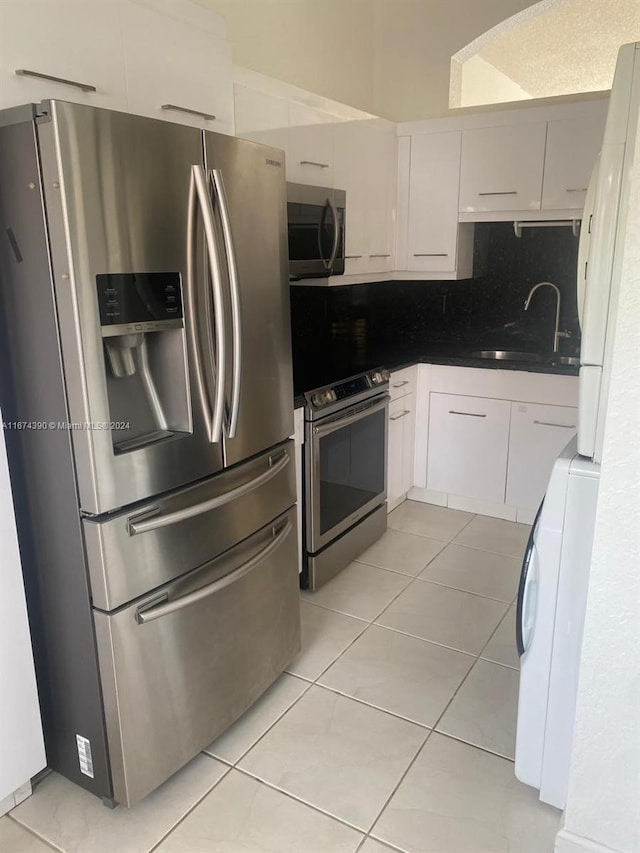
[515,437,600,810]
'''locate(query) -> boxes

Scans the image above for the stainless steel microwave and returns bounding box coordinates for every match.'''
[286,182,345,280]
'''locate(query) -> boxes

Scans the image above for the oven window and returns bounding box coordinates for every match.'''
[318,407,386,534]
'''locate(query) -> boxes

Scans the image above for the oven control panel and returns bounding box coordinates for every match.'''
[306,368,390,413]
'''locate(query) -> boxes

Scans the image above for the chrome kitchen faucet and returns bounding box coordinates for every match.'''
[524,281,571,354]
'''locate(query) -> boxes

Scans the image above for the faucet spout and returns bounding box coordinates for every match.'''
[523,281,563,353]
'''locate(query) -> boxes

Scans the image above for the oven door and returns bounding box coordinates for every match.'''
[306,393,388,553]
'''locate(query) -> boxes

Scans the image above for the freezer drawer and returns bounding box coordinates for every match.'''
[93,507,300,807]
[84,440,295,610]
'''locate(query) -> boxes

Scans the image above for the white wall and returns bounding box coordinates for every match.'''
[370,0,541,119]
[459,54,532,107]
[197,0,375,114]
[197,0,542,119]
[555,117,640,853]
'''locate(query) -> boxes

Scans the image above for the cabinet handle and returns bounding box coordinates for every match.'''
[345,255,363,259]
[392,380,409,388]
[565,188,588,193]
[390,410,410,421]
[478,191,518,196]
[15,68,96,93]
[413,253,448,257]
[449,410,487,418]
[300,160,329,168]
[162,104,216,121]
[533,420,576,429]
[369,253,391,258]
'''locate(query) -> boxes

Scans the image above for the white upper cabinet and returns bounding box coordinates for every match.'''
[120,1,233,133]
[459,122,547,214]
[407,131,462,273]
[0,0,127,111]
[541,114,605,210]
[287,102,334,187]
[333,118,396,274]
[233,84,289,152]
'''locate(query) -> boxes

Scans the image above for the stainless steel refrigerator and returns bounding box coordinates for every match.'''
[0,100,299,807]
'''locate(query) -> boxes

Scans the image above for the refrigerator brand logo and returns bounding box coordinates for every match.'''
[265,158,282,168]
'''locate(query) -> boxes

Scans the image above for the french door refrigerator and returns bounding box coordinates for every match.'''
[0,100,299,807]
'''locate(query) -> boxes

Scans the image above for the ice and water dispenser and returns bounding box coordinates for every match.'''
[97,272,191,452]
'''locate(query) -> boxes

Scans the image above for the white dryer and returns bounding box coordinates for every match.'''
[515,437,600,810]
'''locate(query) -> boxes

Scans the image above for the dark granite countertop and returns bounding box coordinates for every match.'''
[293,342,578,404]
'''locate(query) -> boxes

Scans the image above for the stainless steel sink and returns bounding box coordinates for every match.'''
[468,350,543,362]
[550,356,580,367]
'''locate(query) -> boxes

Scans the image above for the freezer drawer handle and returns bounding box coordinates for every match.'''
[127,450,290,535]
[135,519,293,624]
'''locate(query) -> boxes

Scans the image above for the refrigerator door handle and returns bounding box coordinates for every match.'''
[192,164,226,443]
[127,449,290,535]
[210,168,242,439]
[186,166,214,439]
[135,519,292,624]
[516,500,544,656]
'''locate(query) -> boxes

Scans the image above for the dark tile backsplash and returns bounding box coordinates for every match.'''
[290,221,580,394]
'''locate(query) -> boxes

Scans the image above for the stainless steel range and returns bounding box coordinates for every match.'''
[302,369,390,590]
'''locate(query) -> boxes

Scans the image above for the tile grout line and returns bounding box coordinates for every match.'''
[146,761,234,853]
[7,814,63,853]
[232,765,369,836]
[206,675,316,768]
[411,574,516,604]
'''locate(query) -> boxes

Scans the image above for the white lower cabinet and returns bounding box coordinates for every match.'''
[387,394,415,512]
[506,402,578,514]
[426,393,511,504]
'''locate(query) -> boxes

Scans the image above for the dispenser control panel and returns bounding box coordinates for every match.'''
[97,273,183,331]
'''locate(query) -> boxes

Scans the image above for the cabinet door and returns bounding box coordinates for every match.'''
[234,84,289,152]
[121,1,233,132]
[287,102,334,187]
[459,123,547,213]
[541,116,605,210]
[506,403,577,511]
[0,0,127,111]
[387,397,407,511]
[333,118,396,274]
[427,393,510,503]
[407,132,461,272]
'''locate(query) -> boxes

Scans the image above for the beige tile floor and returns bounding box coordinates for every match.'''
[3,502,561,853]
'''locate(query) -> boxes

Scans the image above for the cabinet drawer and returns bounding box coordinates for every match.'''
[427,393,510,503]
[389,366,416,401]
[506,403,578,511]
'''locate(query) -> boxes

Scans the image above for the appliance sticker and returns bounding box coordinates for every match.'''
[76,735,94,778]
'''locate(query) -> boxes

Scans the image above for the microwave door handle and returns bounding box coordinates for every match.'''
[210,169,242,439]
[326,197,340,271]
[186,167,214,438]
[192,165,226,443]
[318,199,331,270]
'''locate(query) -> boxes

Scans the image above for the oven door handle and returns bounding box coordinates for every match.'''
[313,396,389,439]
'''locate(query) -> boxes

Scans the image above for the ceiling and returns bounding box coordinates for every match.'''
[197,0,637,120]
[456,0,640,107]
